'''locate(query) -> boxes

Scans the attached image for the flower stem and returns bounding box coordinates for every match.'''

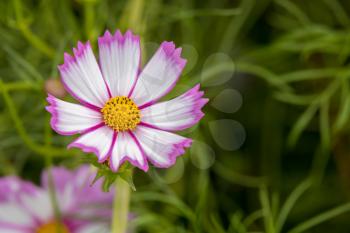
[112,177,131,233]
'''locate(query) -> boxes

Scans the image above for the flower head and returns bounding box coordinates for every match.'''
[46,30,208,172]
[0,166,113,233]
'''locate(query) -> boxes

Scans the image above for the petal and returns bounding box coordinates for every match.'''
[0,177,38,202]
[98,30,141,97]
[41,166,91,193]
[66,166,114,204]
[46,95,103,135]
[133,125,192,168]
[0,226,32,233]
[59,41,110,108]
[0,203,35,227]
[18,190,53,223]
[109,132,148,172]
[68,125,115,162]
[141,84,208,131]
[42,167,76,212]
[76,224,110,233]
[130,41,186,107]
[0,178,49,224]
[41,166,114,221]
[41,167,75,192]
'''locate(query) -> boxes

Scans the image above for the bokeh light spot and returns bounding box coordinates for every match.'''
[211,89,243,113]
[190,140,216,170]
[209,119,246,151]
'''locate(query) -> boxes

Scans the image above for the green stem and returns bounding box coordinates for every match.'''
[112,177,131,233]
[287,202,350,233]
[0,80,73,158]
[13,0,55,58]
[84,0,96,43]
[259,186,276,233]
[276,179,312,232]
[5,81,41,91]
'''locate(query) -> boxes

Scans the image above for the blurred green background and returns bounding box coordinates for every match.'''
[1,0,350,232]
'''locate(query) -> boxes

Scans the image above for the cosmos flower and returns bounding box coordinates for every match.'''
[0,166,113,233]
[46,30,208,172]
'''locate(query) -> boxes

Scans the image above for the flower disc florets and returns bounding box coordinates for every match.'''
[101,96,141,132]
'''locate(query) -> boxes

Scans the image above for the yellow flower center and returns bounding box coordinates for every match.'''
[101,96,141,132]
[36,221,70,233]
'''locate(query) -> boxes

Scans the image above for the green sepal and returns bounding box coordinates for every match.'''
[119,166,136,191]
[83,155,136,192]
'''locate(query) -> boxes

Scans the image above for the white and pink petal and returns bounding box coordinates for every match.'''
[46,95,103,135]
[68,125,115,162]
[0,177,38,202]
[0,203,35,231]
[133,125,192,168]
[76,224,110,233]
[0,226,32,233]
[0,190,50,232]
[98,30,141,97]
[109,131,148,172]
[130,41,186,107]
[18,190,53,224]
[59,41,110,108]
[141,84,208,131]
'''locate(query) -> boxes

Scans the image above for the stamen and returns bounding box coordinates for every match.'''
[101,96,141,131]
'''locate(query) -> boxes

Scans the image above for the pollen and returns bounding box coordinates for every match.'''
[101,96,141,132]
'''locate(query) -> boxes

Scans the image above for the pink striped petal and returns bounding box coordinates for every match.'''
[68,125,115,162]
[98,30,141,97]
[0,224,32,233]
[59,41,110,108]
[0,204,34,228]
[109,132,148,172]
[18,190,53,224]
[130,41,186,107]
[0,191,53,231]
[75,224,110,233]
[141,84,208,131]
[0,177,38,202]
[0,178,48,228]
[133,125,192,168]
[46,94,103,136]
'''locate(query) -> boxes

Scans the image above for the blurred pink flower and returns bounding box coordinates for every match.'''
[0,166,113,233]
[46,30,208,172]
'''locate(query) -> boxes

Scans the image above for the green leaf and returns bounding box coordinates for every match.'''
[1,44,43,81]
[276,179,312,232]
[335,79,350,132]
[287,202,350,233]
[288,103,318,147]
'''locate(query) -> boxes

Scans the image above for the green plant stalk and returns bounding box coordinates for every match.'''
[259,186,276,233]
[112,177,131,233]
[18,21,55,59]
[0,80,73,157]
[133,192,195,221]
[84,0,96,43]
[288,202,350,233]
[243,210,263,228]
[12,0,55,58]
[276,179,312,232]
[119,0,145,33]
